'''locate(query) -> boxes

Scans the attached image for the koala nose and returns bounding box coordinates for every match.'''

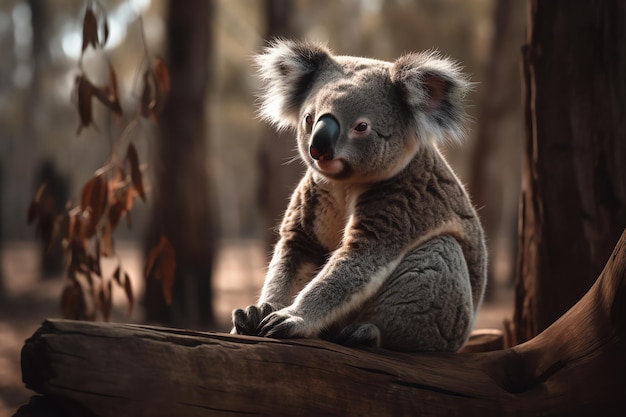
[310,115,340,160]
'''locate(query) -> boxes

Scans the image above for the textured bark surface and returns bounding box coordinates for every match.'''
[258,0,305,251]
[144,0,215,328]
[18,229,626,416]
[515,0,626,343]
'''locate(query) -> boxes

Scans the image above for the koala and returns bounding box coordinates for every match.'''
[232,40,487,352]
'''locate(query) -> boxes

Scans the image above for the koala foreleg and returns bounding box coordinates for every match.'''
[231,232,324,336]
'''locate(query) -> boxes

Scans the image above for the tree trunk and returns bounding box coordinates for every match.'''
[258,0,304,251]
[468,0,524,295]
[18,228,626,416]
[514,0,626,343]
[144,0,215,328]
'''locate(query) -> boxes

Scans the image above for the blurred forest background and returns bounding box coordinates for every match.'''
[0,0,525,413]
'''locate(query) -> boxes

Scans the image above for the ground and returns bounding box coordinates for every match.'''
[0,240,513,417]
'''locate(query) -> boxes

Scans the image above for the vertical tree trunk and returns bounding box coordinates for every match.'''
[468,0,524,295]
[258,0,302,251]
[514,0,626,343]
[144,0,215,329]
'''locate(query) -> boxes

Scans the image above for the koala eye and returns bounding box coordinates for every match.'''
[304,113,314,126]
[354,122,368,132]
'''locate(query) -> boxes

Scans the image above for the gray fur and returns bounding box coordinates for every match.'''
[232,40,486,352]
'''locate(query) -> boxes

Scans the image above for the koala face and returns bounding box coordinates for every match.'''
[256,40,470,183]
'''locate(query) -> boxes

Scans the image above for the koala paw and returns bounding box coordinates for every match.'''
[231,303,277,336]
[332,323,381,348]
[257,309,309,339]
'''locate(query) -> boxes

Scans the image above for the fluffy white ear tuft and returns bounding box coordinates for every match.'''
[390,51,471,145]
[256,39,331,131]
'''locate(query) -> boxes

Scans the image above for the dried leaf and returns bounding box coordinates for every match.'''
[145,236,176,305]
[108,177,133,230]
[84,270,94,288]
[140,70,154,119]
[152,57,170,116]
[107,63,123,116]
[27,183,47,225]
[124,272,133,315]
[100,221,114,257]
[61,282,84,320]
[112,265,122,286]
[153,57,170,94]
[91,63,123,117]
[72,211,86,242]
[108,197,126,230]
[69,238,88,275]
[81,8,99,52]
[101,17,109,47]
[75,75,96,134]
[91,84,122,119]
[80,175,108,237]
[86,253,102,278]
[125,143,145,202]
[99,280,112,321]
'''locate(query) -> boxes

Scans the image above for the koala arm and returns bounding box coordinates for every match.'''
[232,237,322,335]
[258,237,403,339]
[258,238,322,308]
[232,177,327,336]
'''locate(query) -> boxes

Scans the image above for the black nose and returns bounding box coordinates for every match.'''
[309,115,340,160]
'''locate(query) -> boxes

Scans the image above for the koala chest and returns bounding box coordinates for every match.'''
[312,186,360,251]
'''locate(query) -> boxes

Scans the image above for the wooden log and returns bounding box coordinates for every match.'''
[19,229,626,417]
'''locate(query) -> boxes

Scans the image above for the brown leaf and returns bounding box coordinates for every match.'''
[81,8,99,52]
[153,57,170,94]
[140,70,154,119]
[107,63,123,116]
[108,197,126,230]
[61,282,85,320]
[75,75,96,134]
[92,64,123,117]
[152,57,170,116]
[124,272,134,315]
[145,236,176,305]
[112,265,122,286]
[100,221,114,257]
[99,280,113,322]
[86,253,102,278]
[92,84,122,118]
[27,183,47,225]
[69,238,88,274]
[84,270,94,288]
[101,17,109,47]
[80,175,108,237]
[60,283,79,320]
[108,176,132,230]
[125,143,145,202]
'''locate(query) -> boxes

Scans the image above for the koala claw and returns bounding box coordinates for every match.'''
[257,310,307,339]
[231,302,277,336]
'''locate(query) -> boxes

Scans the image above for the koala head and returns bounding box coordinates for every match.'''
[256,40,470,183]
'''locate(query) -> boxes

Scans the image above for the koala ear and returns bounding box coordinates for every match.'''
[256,39,331,130]
[390,51,471,144]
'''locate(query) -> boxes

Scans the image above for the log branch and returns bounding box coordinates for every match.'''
[19,230,626,416]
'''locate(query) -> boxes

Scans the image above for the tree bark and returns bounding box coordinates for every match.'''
[144,0,215,328]
[514,0,626,343]
[19,228,626,416]
[258,0,304,251]
[468,0,524,295]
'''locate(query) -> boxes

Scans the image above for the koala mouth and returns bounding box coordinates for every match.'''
[314,158,346,176]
